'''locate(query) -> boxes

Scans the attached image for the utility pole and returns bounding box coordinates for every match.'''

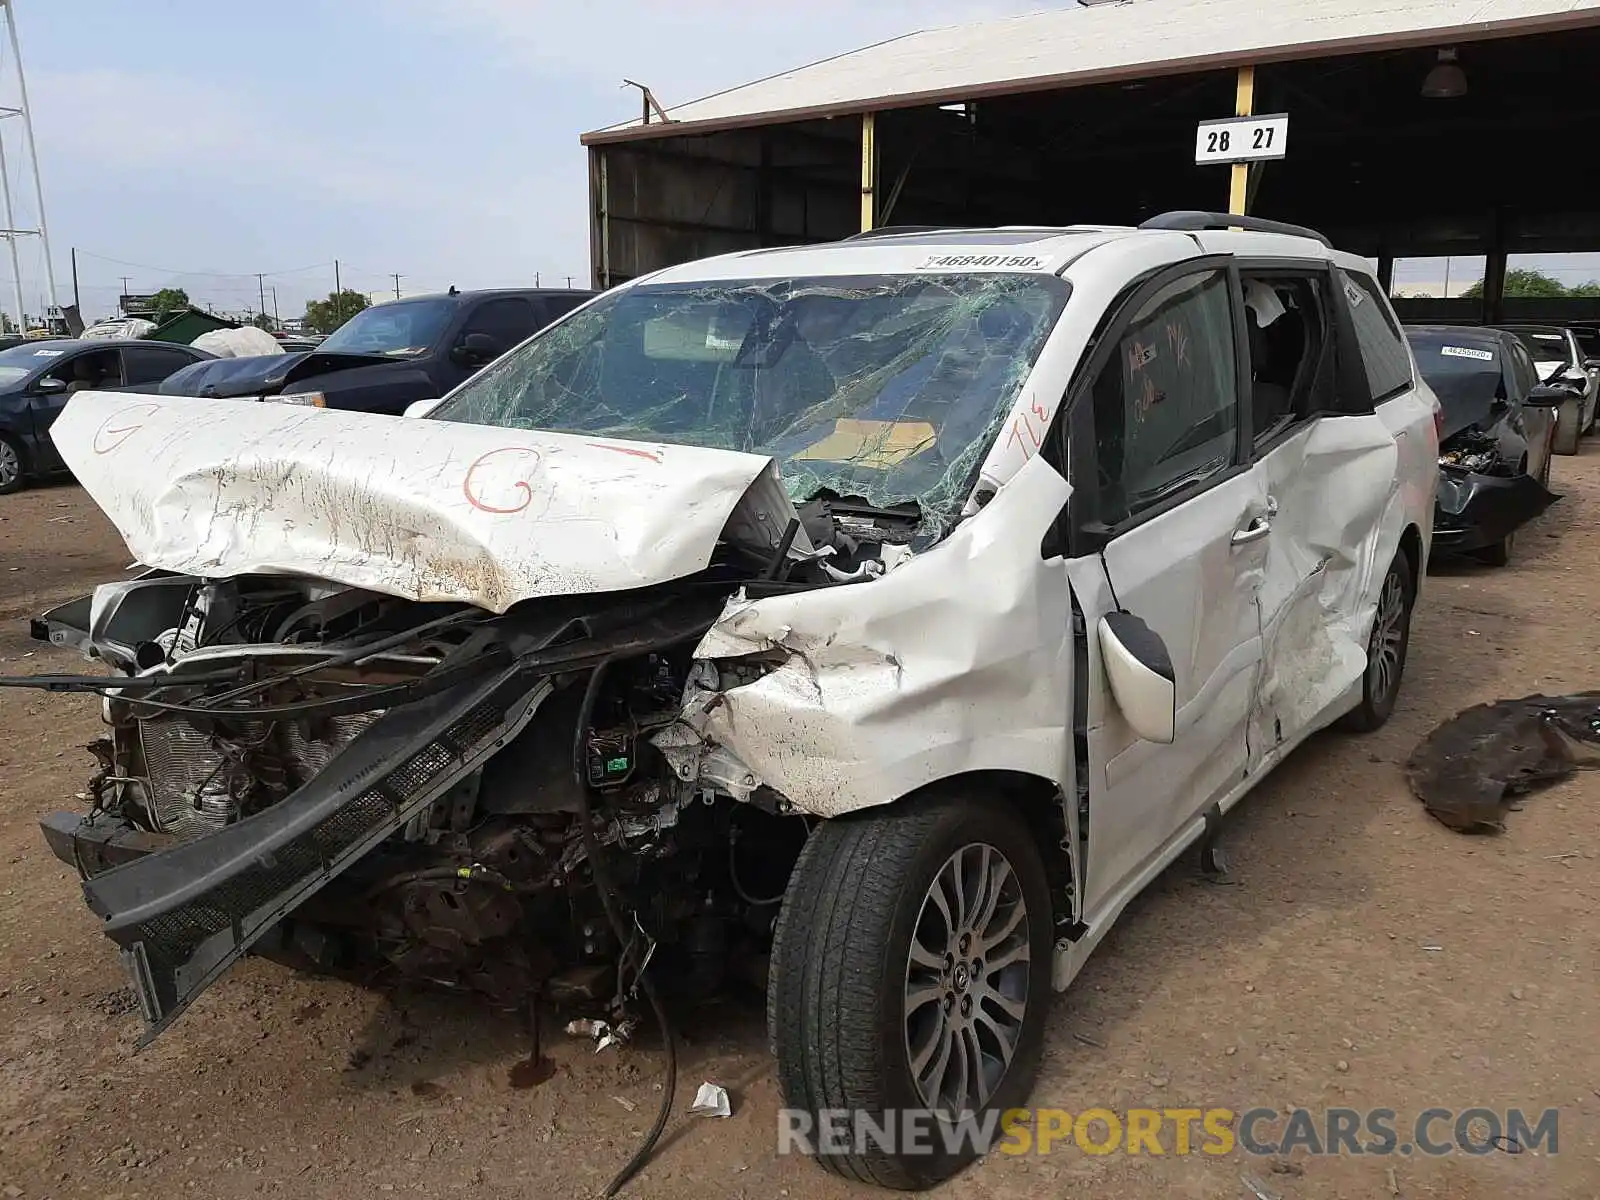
[70,245,78,310]
[0,124,23,332]
[3,1,53,309]
[535,271,540,287]
[333,259,342,326]
[566,276,573,287]
[390,272,401,300]
[256,272,266,322]
[271,286,279,326]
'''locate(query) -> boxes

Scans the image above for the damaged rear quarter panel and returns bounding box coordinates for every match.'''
[680,455,1074,818]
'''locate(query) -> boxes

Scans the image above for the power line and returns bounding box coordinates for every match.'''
[73,249,335,279]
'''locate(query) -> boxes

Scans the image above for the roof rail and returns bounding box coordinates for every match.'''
[840,226,959,241]
[1138,210,1333,248]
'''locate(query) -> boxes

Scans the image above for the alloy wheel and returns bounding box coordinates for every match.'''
[1368,568,1406,706]
[904,843,1031,1118]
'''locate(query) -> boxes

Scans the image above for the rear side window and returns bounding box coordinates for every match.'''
[536,294,588,327]
[1338,269,1413,403]
[461,298,539,350]
[123,345,200,386]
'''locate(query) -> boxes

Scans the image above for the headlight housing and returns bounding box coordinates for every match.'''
[273,391,326,408]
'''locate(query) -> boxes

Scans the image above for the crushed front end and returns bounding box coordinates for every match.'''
[1433,428,1559,553]
[23,475,934,1046]
[28,568,821,1044]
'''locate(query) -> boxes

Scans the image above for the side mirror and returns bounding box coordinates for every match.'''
[1584,358,1600,371]
[34,376,66,395]
[1525,384,1569,408]
[1097,610,1176,745]
[451,331,502,366]
[402,398,436,419]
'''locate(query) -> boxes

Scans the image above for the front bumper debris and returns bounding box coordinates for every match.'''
[82,659,551,1045]
[1432,470,1558,552]
[40,810,172,877]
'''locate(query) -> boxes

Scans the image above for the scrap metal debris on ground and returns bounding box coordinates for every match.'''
[1406,692,1600,831]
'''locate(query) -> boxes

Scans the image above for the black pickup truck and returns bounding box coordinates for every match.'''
[158,287,592,413]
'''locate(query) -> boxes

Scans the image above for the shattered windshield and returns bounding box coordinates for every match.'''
[428,273,1069,530]
[319,299,455,357]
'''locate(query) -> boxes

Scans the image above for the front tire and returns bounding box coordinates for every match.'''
[0,433,25,495]
[1553,397,1582,455]
[1473,528,1514,568]
[769,794,1053,1190]
[1337,550,1415,732]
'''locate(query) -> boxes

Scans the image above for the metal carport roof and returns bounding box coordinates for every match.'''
[582,0,1600,144]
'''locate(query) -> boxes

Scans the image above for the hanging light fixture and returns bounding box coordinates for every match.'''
[1421,48,1468,98]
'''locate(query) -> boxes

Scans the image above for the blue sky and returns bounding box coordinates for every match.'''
[6,1,1596,322]
[9,0,1023,322]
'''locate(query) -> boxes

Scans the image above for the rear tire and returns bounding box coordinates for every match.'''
[1553,398,1582,456]
[769,793,1053,1190]
[0,433,25,495]
[1337,551,1415,732]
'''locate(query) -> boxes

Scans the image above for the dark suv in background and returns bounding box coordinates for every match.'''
[159,287,593,414]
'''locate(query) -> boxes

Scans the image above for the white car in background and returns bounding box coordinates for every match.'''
[1503,324,1598,454]
[22,212,1436,1191]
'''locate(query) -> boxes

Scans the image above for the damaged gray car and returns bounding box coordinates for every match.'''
[9,217,1437,1190]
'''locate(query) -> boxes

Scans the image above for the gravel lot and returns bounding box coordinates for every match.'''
[1,460,1596,1200]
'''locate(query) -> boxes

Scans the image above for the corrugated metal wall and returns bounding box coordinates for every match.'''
[590,122,860,288]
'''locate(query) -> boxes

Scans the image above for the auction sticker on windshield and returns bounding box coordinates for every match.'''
[915,253,1055,272]
[1440,345,1495,361]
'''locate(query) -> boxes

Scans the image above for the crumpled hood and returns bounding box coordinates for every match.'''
[159,350,396,398]
[51,391,779,612]
[1438,405,1498,443]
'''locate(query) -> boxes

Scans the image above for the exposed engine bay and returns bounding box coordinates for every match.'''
[1433,426,1559,554]
[1438,426,1517,477]
[27,491,920,1046]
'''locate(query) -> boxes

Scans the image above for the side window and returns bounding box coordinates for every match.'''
[1089,268,1240,527]
[535,294,587,328]
[461,298,538,352]
[122,345,198,386]
[1508,342,1537,398]
[51,348,123,392]
[1240,272,1332,444]
[1337,268,1413,404]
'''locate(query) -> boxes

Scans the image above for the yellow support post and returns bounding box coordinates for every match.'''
[1228,65,1255,216]
[860,111,877,232]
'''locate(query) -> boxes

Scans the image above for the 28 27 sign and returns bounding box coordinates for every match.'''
[1194,114,1290,165]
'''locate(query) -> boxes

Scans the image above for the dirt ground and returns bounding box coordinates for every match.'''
[0,459,1597,1200]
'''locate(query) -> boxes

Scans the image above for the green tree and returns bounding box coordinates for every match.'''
[1462,268,1569,299]
[303,289,370,334]
[150,286,191,315]
[1567,280,1600,298]
[250,312,276,332]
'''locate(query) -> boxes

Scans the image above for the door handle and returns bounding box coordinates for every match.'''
[1232,516,1271,545]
